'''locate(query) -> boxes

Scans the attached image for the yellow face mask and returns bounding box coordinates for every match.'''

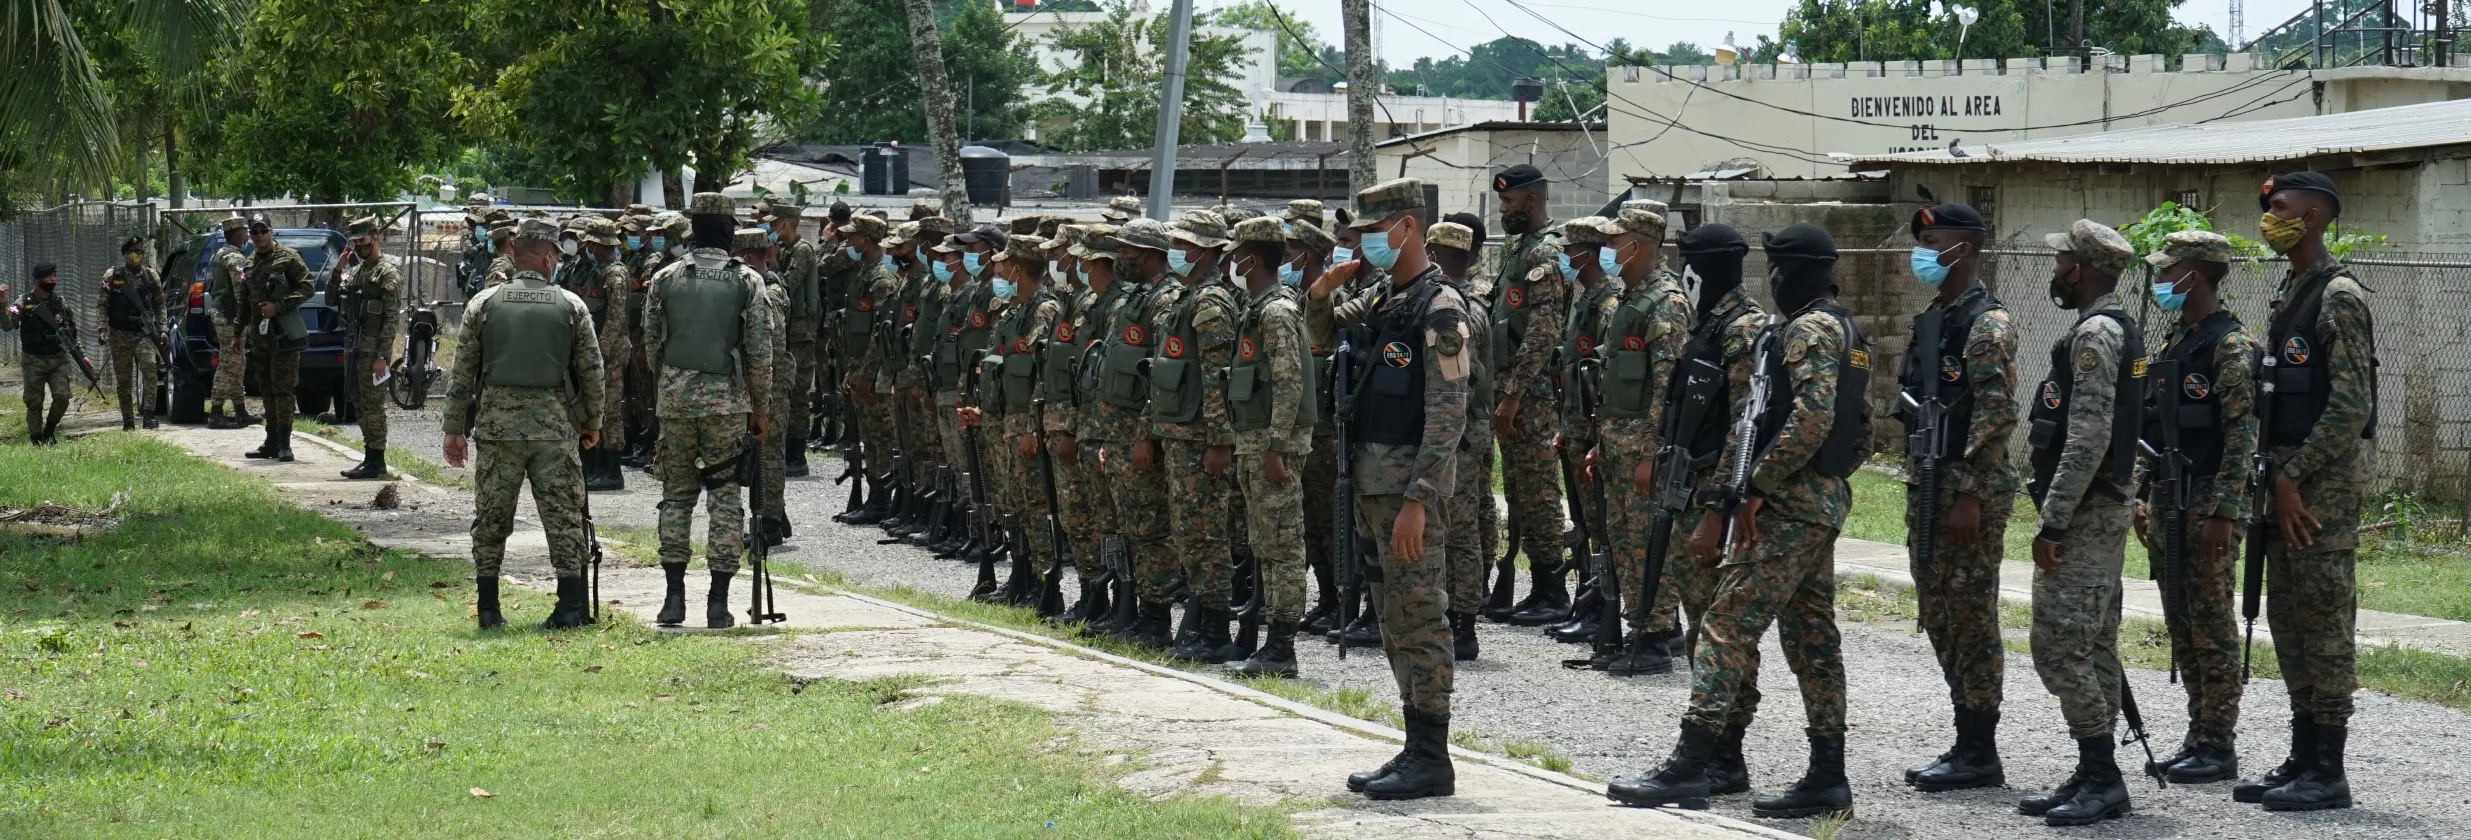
[2259,211,2309,253]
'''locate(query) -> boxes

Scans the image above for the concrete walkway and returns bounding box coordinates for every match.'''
[151,424,1797,840]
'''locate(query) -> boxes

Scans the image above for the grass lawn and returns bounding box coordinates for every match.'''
[0,434,1291,839]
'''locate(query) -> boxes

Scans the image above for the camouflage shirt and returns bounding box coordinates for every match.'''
[98,265,167,339]
[1695,287,1774,511]
[850,262,904,389]
[1489,228,1568,404]
[210,244,249,324]
[1079,273,1180,444]
[779,237,822,340]
[1309,264,1472,507]
[1720,300,1870,530]
[2135,316,2262,523]
[1042,282,1112,436]
[442,271,607,441]
[1561,278,1622,444]
[486,255,514,288]
[1591,271,1693,448]
[1232,282,1312,458]
[345,256,401,355]
[1149,270,1243,444]
[1900,281,2023,499]
[2034,291,2132,536]
[643,250,774,419]
[2268,258,2376,550]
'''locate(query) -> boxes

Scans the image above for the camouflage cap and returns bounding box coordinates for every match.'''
[1282,199,1326,227]
[462,198,493,222]
[581,217,624,247]
[1286,219,1335,254]
[346,215,385,237]
[1072,224,1122,261]
[1170,210,1232,249]
[514,217,561,243]
[1348,178,1425,230]
[487,217,517,240]
[1102,195,1144,221]
[624,203,653,217]
[1034,216,1065,240]
[1426,221,1476,252]
[1231,216,1286,245]
[1560,216,1611,247]
[2146,230,2237,270]
[1600,200,1668,239]
[218,215,249,234]
[651,211,689,235]
[617,214,646,234]
[1045,224,1082,252]
[882,222,918,249]
[914,216,955,243]
[839,213,890,241]
[1003,216,1036,236]
[762,200,802,222]
[2045,219,2136,275]
[1116,218,1175,252]
[733,227,770,252]
[909,199,938,221]
[989,233,1046,264]
[687,191,735,217]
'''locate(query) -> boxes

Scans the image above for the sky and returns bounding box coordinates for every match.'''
[1232,0,2331,69]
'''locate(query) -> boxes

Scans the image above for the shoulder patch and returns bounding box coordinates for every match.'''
[2077,344,2103,372]
[2130,356,2148,378]
[1847,348,1870,370]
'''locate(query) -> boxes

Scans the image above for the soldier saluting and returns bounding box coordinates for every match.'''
[441,217,606,630]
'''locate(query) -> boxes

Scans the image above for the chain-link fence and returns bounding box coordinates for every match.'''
[0,201,160,370]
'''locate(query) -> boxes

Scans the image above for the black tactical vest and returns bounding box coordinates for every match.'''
[1560,281,1617,414]
[2028,309,2147,505]
[1229,285,1321,433]
[1674,299,1755,461]
[1098,280,1173,410]
[17,297,67,356]
[2142,310,2240,478]
[104,268,152,332]
[1751,303,1871,479]
[1896,288,2004,450]
[1348,272,1445,448]
[2264,272,2378,447]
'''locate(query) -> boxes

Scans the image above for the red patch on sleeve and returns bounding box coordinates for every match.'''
[1056,322,1075,343]
[1506,288,1525,308]
[1124,325,1146,345]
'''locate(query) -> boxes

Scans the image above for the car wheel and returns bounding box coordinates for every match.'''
[169,371,207,424]
[295,387,331,417]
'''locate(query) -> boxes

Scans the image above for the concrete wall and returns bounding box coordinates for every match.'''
[1879,161,2468,250]
[1602,60,2471,188]
[1374,128,1609,224]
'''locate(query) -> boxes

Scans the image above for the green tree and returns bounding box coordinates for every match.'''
[800,0,1036,144]
[1031,0,1255,152]
[1203,0,1331,79]
[1774,0,2217,64]
[3,0,237,203]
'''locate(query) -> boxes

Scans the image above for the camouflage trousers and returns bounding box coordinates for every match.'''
[787,339,816,444]
[249,338,300,430]
[1096,439,1176,602]
[934,391,964,482]
[1002,420,1058,572]
[469,438,588,578]
[1057,436,1107,578]
[2031,498,2129,740]
[1500,401,1565,564]
[1909,487,2014,713]
[656,413,750,574]
[107,329,158,419]
[598,332,630,450]
[1359,491,1454,718]
[2144,514,2246,749]
[1163,438,1237,611]
[352,370,388,450]
[1599,434,1689,635]
[2267,544,2359,727]
[1236,453,1308,624]
[19,353,74,435]
[1444,440,1493,614]
[893,380,943,472]
[624,348,656,444]
[762,357,794,524]
[1303,428,1337,591]
[1685,518,1845,737]
[211,321,249,405]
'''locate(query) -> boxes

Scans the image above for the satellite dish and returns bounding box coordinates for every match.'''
[1956,6,1979,26]
[1715,31,1739,65]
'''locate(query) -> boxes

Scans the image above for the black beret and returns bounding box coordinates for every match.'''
[1910,203,1988,237]
[121,236,145,254]
[1492,164,1545,193]
[1762,222,1839,260]
[2261,171,2341,217]
[1678,223,1748,256]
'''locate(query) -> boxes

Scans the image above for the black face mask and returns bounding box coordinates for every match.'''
[2048,264,2078,310]
[1768,258,1835,317]
[1683,251,1744,320]
[1498,209,1533,237]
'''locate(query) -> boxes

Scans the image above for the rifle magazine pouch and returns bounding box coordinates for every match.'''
[1101,342,1149,406]
[2027,417,2057,450]
[1226,365,1259,403]
[1371,357,1414,397]
[1608,350,1652,415]
[1146,357,1193,419]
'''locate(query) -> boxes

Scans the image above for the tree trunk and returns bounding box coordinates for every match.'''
[903,0,973,225]
[2069,0,2085,63]
[165,124,185,209]
[1340,0,1378,196]
[663,168,686,209]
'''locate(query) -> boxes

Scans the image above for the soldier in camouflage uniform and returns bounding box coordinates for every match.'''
[2233,172,2372,813]
[1587,204,1693,677]
[1488,165,1575,625]
[832,215,907,525]
[575,218,633,492]
[1610,222,1870,820]
[1088,220,1185,647]
[441,217,607,631]
[1424,220,1492,662]
[644,193,776,629]
[205,217,259,428]
[1045,225,1122,624]
[2133,230,2257,785]
[98,237,166,431]
[1284,215,1347,634]
[1544,217,1620,646]
[1148,211,1247,664]
[1306,179,1468,801]
[1671,225,1769,686]
[738,226,793,547]
[765,201,821,476]
[242,218,314,462]
[1221,216,1315,676]
[920,233,975,532]
[2017,219,2143,826]
[483,214,517,287]
[622,213,684,468]
[969,235,1064,595]
[1897,203,2022,793]
[885,218,951,543]
[2,267,80,444]
[338,217,401,479]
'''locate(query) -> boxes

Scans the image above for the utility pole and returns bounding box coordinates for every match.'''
[903,0,973,224]
[1342,0,1378,196]
[1145,0,1197,221]
[2069,0,2085,65]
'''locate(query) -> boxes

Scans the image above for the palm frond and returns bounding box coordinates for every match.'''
[0,0,119,190]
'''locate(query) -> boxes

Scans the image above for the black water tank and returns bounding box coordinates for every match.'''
[959,145,1009,207]
[862,142,910,195]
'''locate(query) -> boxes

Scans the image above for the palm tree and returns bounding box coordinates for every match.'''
[2,0,238,198]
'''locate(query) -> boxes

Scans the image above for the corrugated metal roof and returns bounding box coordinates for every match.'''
[1840,98,2471,167]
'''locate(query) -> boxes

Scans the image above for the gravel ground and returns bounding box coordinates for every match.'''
[367,406,2471,840]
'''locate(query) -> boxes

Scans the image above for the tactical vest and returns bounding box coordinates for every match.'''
[1347,272,1445,448]
[1489,228,1556,351]
[480,277,578,388]
[2142,311,2241,479]
[2264,272,2378,447]
[570,257,610,324]
[840,265,883,346]
[787,241,821,321]
[939,282,998,394]
[1896,288,2004,451]
[1098,280,1171,409]
[1560,282,1617,414]
[658,259,749,375]
[211,246,246,321]
[993,292,1055,415]
[1230,285,1322,432]
[2027,309,2146,505]
[1040,290,1088,406]
[1464,288,1499,417]
[1758,303,1870,478]
[103,268,150,332]
[1149,281,1231,424]
[16,297,67,356]
[1073,284,1129,408]
[896,272,937,376]
[1602,286,1684,419]
[1674,300,1754,461]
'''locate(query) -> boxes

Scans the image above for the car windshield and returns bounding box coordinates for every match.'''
[281,233,340,275]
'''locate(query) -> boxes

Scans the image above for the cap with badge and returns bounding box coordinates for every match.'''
[1348,178,1426,229]
[2145,230,2236,270]
[1073,224,1122,261]
[2259,170,2342,216]
[1560,216,1611,247]
[1426,221,1476,252]
[1492,164,1546,194]
[2045,219,2136,274]
[839,214,890,241]
[248,214,273,233]
[687,191,735,217]
[1170,210,1232,249]
[1910,203,1989,237]
[1116,219,1175,252]
[1102,196,1144,222]
[1232,216,1286,245]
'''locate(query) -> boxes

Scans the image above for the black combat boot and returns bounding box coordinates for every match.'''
[272,423,294,462]
[2260,723,2351,811]
[1360,710,1455,800]
[655,563,689,626]
[706,570,736,629]
[1335,603,1381,649]
[1055,581,1099,627]
[843,487,889,526]
[122,411,136,432]
[1911,706,2006,791]
[1301,594,1338,635]
[1238,621,1300,678]
[541,577,591,630]
[2166,743,2238,784]
[475,577,505,630]
[1753,734,1853,819]
[206,406,239,430]
[1707,719,1752,795]
[1606,722,1719,809]
[1503,560,1571,626]
[786,445,808,478]
[2040,736,2130,826]
[142,413,158,430]
[1645,627,1686,659]
[2234,719,2315,803]
[1171,607,1234,664]
[1124,599,1175,649]
[233,404,261,426]
[1449,611,1478,661]
[1605,630,1675,677]
[586,450,626,491]
[1544,586,1602,643]
[341,448,387,480]
[244,425,279,458]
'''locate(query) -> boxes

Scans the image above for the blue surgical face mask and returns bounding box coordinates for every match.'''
[1557,253,1578,280]
[1048,260,1063,281]
[1597,244,1624,276]
[962,251,984,274]
[881,255,897,271]
[626,235,643,251]
[931,260,954,283]
[2151,277,2189,311]
[768,230,781,244]
[843,245,860,262]
[1360,225,1400,270]
[1166,249,1194,277]
[1909,246,1951,288]
[992,278,1018,300]
[1278,262,1303,287]
[1331,246,1354,264]
[650,235,667,252]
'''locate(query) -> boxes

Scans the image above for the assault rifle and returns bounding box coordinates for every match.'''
[1899,309,1949,632]
[2142,357,2192,684]
[964,360,1010,602]
[1031,346,1070,619]
[832,404,869,520]
[42,299,103,394]
[1719,327,1778,556]
[1646,356,1726,661]
[878,326,917,535]
[2242,356,2278,682]
[740,433,786,625]
[1331,335,1360,661]
[584,469,605,623]
[1482,520,1521,618]
[1569,359,1622,669]
[2122,677,2165,788]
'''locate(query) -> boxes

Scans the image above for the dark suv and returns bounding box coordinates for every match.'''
[166,228,358,424]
